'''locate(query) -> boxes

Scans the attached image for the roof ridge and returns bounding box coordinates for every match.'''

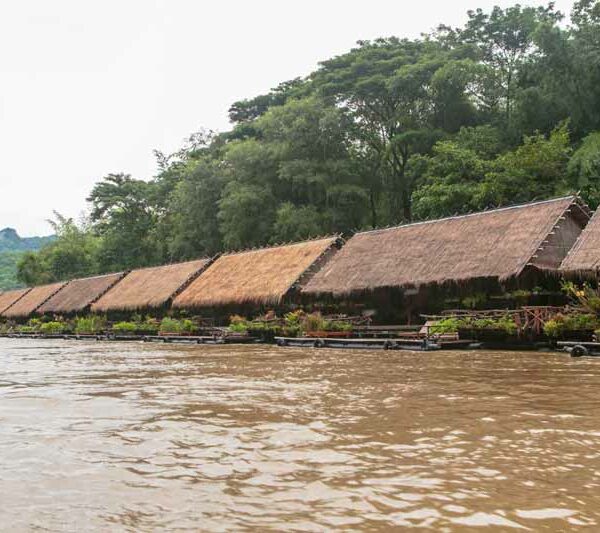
[64,271,125,282]
[221,234,341,257]
[357,196,577,236]
[125,257,211,273]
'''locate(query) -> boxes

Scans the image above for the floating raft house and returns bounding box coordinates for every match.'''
[303,196,590,297]
[560,208,600,276]
[0,288,32,315]
[91,259,211,313]
[2,282,67,318]
[37,272,126,315]
[173,237,339,309]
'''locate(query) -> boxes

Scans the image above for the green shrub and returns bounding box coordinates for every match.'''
[562,281,600,314]
[495,315,518,335]
[228,314,248,333]
[544,319,561,338]
[544,313,598,338]
[40,321,67,334]
[159,317,194,334]
[284,310,304,328]
[430,315,517,335]
[181,319,195,332]
[112,321,138,333]
[134,316,160,334]
[16,325,36,333]
[74,315,106,334]
[16,318,45,334]
[429,317,465,334]
[324,320,353,332]
[304,312,327,332]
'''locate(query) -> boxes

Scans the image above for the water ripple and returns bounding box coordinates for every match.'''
[1,339,599,530]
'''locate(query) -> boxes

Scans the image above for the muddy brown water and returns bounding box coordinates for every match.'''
[1,338,600,531]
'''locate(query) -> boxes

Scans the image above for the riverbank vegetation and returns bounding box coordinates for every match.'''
[13,1,600,288]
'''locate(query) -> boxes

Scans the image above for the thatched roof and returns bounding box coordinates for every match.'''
[91,259,211,312]
[560,208,600,274]
[173,237,339,309]
[0,288,31,315]
[303,196,589,296]
[2,282,67,318]
[37,272,125,315]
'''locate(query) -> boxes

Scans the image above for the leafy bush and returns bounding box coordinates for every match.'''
[131,315,159,334]
[229,315,248,333]
[181,319,195,332]
[284,310,305,328]
[544,319,561,338]
[429,317,465,334]
[228,315,248,333]
[495,316,518,335]
[40,321,67,334]
[28,318,43,330]
[324,320,353,332]
[16,325,36,333]
[304,312,327,332]
[74,315,106,334]
[159,317,196,334]
[112,321,138,333]
[562,281,600,314]
[544,313,598,338]
[430,315,517,335]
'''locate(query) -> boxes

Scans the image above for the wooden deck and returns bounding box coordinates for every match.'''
[275,336,474,351]
[0,333,258,344]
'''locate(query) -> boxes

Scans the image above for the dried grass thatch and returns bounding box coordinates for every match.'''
[91,259,211,312]
[173,237,339,309]
[3,282,67,318]
[303,196,589,296]
[560,208,600,275]
[0,288,31,315]
[37,272,125,315]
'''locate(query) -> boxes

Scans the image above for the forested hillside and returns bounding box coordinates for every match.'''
[0,228,55,289]
[18,1,600,286]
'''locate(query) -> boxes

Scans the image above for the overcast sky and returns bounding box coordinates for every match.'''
[0,0,575,236]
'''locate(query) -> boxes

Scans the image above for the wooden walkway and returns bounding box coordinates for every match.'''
[275,336,474,351]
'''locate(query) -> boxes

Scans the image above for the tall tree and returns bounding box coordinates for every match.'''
[87,174,158,271]
[310,38,476,222]
[441,3,562,129]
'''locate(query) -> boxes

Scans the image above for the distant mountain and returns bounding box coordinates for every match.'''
[0,227,55,253]
[0,228,56,290]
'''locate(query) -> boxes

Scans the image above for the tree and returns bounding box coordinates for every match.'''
[411,128,498,219]
[218,183,276,249]
[441,4,562,128]
[482,122,571,204]
[161,159,224,259]
[529,1,600,139]
[17,252,53,286]
[228,78,305,125]
[311,38,476,222]
[16,212,100,285]
[568,131,600,208]
[87,173,158,271]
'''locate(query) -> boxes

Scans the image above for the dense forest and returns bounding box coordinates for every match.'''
[16,1,600,287]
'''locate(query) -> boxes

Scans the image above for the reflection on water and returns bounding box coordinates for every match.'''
[1,338,600,530]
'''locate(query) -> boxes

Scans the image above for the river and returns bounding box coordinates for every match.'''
[1,338,600,531]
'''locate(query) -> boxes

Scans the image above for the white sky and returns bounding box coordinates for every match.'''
[0,0,575,236]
